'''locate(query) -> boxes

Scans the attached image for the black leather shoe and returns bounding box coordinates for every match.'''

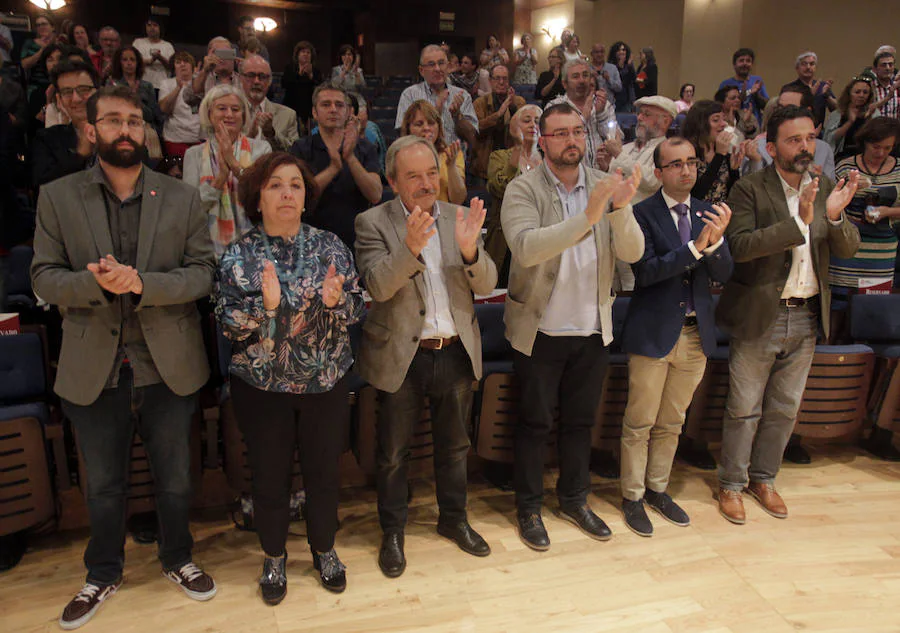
[437,520,491,557]
[378,532,406,578]
[644,490,690,527]
[783,440,811,464]
[622,499,653,537]
[516,512,550,551]
[312,549,346,593]
[259,553,287,605]
[862,428,900,462]
[558,504,612,541]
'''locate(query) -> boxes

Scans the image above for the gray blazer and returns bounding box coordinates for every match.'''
[261,99,301,151]
[31,168,217,405]
[500,162,645,355]
[354,199,498,393]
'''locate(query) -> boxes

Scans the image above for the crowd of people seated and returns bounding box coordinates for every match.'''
[2,13,900,631]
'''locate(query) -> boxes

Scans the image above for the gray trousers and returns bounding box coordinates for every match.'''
[718,304,817,492]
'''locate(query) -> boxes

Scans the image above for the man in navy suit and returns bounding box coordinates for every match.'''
[619,137,734,536]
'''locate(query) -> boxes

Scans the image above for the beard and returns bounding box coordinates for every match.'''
[548,144,584,167]
[97,135,145,168]
[776,150,815,174]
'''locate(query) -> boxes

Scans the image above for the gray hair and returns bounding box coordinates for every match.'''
[385,135,440,181]
[795,51,817,66]
[561,58,591,84]
[419,44,445,65]
[99,26,120,38]
[207,36,231,52]
[199,84,251,135]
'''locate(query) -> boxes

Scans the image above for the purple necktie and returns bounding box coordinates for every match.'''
[674,203,695,314]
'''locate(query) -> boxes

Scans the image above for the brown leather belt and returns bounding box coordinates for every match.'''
[780,296,816,307]
[419,336,459,350]
[683,315,698,327]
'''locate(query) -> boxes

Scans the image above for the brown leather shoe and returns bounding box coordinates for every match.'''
[717,488,746,524]
[746,482,788,519]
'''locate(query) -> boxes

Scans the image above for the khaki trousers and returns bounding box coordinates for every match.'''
[620,325,707,501]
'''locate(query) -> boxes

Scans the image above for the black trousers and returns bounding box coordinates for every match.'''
[513,333,609,513]
[231,374,349,556]
[376,341,475,533]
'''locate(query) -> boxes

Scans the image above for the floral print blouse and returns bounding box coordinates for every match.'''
[215,224,365,394]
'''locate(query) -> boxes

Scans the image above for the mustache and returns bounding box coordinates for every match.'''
[792,151,815,163]
[413,188,437,197]
[112,135,138,149]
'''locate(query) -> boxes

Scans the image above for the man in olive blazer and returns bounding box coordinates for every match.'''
[714,105,860,526]
[355,136,497,579]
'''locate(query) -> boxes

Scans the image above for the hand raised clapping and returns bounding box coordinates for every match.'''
[321,264,345,308]
[455,197,487,263]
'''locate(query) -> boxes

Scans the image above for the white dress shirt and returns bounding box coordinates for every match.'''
[660,190,724,260]
[777,171,819,299]
[401,201,458,339]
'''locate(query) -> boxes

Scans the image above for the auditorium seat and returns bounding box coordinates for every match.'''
[5,245,36,316]
[850,294,900,437]
[365,75,383,88]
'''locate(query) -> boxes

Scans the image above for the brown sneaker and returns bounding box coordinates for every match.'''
[59,580,122,630]
[164,562,217,601]
[746,482,788,519]
[717,488,746,524]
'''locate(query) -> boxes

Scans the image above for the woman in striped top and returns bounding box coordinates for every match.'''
[829,117,900,290]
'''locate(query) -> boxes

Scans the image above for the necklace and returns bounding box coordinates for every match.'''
[860,153,891,178]
[259,227,306,283]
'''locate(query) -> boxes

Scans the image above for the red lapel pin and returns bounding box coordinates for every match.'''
[150,190,157,197]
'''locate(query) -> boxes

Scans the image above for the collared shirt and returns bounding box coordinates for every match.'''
[547,92,617,169]
[394,81,479,145]
[399,200,457,340]
[777,171,819,299]
[89,164,162,389]
[538,164,600,336]
[608,136,665,203]
[593,62,623,102]
[874,79,900,120]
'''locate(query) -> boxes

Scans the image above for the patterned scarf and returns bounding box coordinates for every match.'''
[199,135,254,251]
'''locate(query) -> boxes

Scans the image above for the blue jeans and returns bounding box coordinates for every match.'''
[718,305,817,492]
[62,367,197,586]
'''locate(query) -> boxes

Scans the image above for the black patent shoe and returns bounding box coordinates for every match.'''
[259,553,287,605]
[436,520,491,557]
[558,504,612,541]
[313,549,347,593]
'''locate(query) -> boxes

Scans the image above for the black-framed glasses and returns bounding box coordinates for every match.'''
[94,116,144,131]
[59,85,96,99]
[421,60,448,70]
[242,72,272,82]
[543,127,587,140]
[660,158,702,171]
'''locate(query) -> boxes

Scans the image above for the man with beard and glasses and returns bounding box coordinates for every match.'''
[31,85,218,629]
[239,55,299,151]
[354,135,497,578]
[500,103,644,551]
[719,48,768,125]
[714,105,860,525]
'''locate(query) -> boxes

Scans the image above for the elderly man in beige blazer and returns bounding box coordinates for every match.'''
[355,135,497,579]
[501,102,645,552]
[240,55,301,150]
[31,86,217,630]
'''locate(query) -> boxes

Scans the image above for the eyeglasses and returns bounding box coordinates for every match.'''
[421,60,448,70]
[242,72,272,82]
[35,21,50,27]
[659,158,702,171]
[59,85,95,99]
[543,127,587,140]
[94,116,145,131]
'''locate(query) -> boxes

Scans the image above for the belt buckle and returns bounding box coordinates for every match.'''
[433,337,444,350]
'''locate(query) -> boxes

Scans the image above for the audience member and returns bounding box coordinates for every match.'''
[682,99,743,205]
[184,85,272,258]
[216,152,364,602]
[714,85,758,140]
[0,20,12,64]
[400,100,466,205]
[331,45,365,92]
[501,102,644,552]
[0,59,27,131]
[110,46,161,126]
[675,83,694,113]
[26,43,65,127]
[562,33,584,64]
[132,18,174,92]
[31,59,100,187]
[292,84,381,248]
[450,53,480,98]
[473,64,525,179]
[282,41,322,133]
[512,34,538,86]
[395,45,478,147]
[609,41,636,112]
[350,92,387,173]
[31,85,218,630]
[68,23,96,57]
[871,51,900,120]
[781,51,837,126]
[590,43,622,105]
[354,135,497,579]
[183,37,237,107]
[240,55,300,152]
[235,16,269,62]
[824,76,880,159]
[91,26,121,84]
[719,48,768,124]
[634,47,658,99]
[716,105,860,525]
[548,58,617,169]
[447,53,460,75]
[21,15,57,76]
[619,136,733,537]
[481,35,509,68]
[159,52,203,158]
[535,49,566,108]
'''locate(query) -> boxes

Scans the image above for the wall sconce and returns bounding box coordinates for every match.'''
[540,19,568,42]
[29,0,66,10]
[253,17,278,33]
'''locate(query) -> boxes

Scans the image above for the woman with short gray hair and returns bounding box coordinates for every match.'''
[184,84,272,257]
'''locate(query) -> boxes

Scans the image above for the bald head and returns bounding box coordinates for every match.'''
[240,54,273,105]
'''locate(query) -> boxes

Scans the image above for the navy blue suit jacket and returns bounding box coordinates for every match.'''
[621,190,734,358]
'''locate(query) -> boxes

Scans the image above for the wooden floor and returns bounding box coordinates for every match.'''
[5,446,900,633]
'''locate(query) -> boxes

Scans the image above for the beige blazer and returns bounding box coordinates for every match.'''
[354,199,498,393]
[31,168,216,405]
[261,99,300,151]
[500,162,645,355]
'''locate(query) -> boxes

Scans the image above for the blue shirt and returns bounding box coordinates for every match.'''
[719,75,769,123]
